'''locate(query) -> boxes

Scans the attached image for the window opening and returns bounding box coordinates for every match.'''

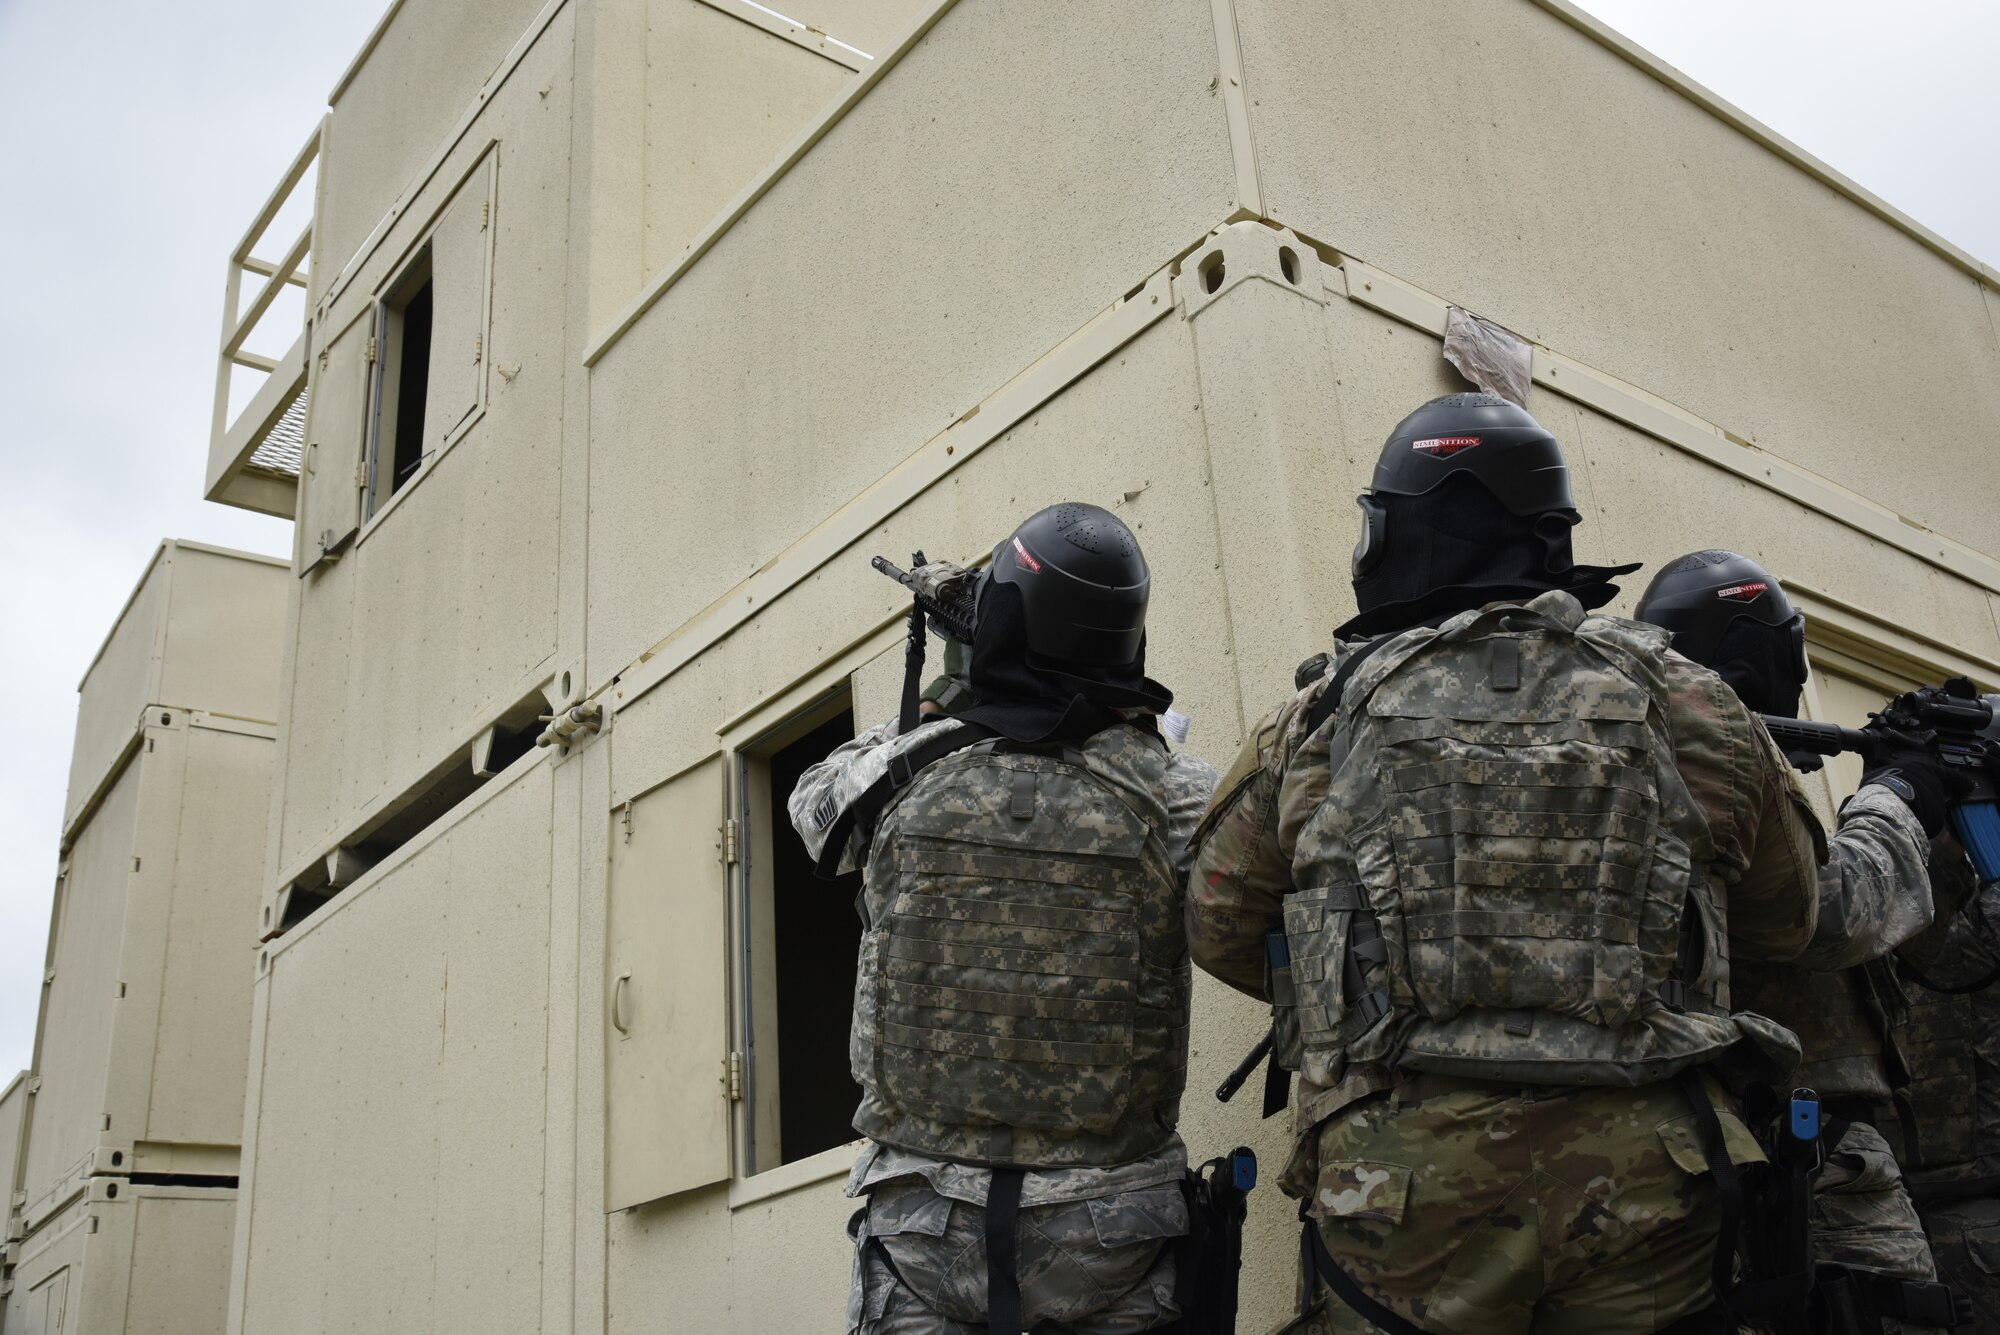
[368,248,435,516]
[271,691,546,936]
[739,695,864,1172]
[390,281,432,489]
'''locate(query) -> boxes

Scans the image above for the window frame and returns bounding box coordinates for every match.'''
[350,149,497,547]
[364,248,436,520]
[712,621,905,1196]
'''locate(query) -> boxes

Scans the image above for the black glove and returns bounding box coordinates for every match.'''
[1860,725,1951,837]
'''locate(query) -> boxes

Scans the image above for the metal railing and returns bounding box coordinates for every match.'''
[204,119,324,517]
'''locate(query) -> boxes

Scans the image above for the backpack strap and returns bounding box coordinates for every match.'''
[812,722,994,881]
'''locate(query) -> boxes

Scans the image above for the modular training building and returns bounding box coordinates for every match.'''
[1,542,287,1335]
[179,0,2000,1331]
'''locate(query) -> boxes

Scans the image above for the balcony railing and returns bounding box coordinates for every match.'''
[205,119,323,518]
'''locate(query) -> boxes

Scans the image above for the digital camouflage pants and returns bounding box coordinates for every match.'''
[1812,1121,1939,1335]
[847,1174,1185,1334]
[1812,1120,1935,1281]
[1283,1073,1762,1335]
[1919,1196,2000,1332]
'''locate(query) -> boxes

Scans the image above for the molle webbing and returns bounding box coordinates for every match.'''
[857,731,1188,1168]
[1290,597,1727,1086]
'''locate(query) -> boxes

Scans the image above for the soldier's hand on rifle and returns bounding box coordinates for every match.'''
[1860,721,1960,838]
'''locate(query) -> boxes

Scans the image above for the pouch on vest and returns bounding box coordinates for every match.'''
[872,748,1167,1137]
[1266,929,1302,1071]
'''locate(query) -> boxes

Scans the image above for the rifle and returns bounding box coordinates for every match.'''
[873,555,980,735]
[1761,676,2000,880]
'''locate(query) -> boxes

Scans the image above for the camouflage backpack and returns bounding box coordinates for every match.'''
[850,724,1190,1168]
[1286,590,1751,1089]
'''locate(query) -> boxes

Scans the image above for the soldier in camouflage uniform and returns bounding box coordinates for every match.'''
[1893,787,2000,1326]
[1188,394,1822,1334]
[1638,551,1964,1332]
[789,503,1218,1335]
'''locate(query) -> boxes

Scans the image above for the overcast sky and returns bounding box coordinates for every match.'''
[0,0,1996,1079]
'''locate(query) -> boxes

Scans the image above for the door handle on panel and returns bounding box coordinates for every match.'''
[612,970,632,1035]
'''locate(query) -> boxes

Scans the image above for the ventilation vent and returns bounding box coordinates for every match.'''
[1051,505,1135,556]
[1661,548,1741,575]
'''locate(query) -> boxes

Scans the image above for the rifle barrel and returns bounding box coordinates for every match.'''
[1759,715,1879,761]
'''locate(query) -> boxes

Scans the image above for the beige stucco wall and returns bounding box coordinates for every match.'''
[1,1070,26,1230]
[279,7,579,881]
[230,1,2000,1333]
[12,541,284,1334]
[1234,0,2000,558]
[585,0,1240,688]
[4,1185,236,1335]
[64,543,286,835]
[23,758,142,1223]
[318,0,552,283]
[235,759,555,1333]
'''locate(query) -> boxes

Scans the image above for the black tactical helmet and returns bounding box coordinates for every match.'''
[1352,393,1575,580]
[986,502,1149,666]
[1636,550,1808,718]
[1340,393,1635,640]
[1636,550,1804,673]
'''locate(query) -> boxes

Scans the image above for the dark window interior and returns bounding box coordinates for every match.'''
[766,709,864,1163]
[390,279,433,492]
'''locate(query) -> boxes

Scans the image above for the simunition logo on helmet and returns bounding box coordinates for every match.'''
[1715,581,1769,602]
[1011,536,1043,573]
[1412,436,1481,457]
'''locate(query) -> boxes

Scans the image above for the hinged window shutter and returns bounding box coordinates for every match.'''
[425,156,494,449]
[604,753,733,1210]
[298,310,371,574]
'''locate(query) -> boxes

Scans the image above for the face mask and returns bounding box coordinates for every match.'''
[1710,615,1808,718]
[1342,475,1636,639]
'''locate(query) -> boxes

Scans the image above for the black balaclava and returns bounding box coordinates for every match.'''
[1710,617,1807,719]
[1338,473,1637,639]
[955,578,1173,745]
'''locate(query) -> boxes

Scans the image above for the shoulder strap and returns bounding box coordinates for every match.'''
[811,722,994,880]
[1302,636,1393,740]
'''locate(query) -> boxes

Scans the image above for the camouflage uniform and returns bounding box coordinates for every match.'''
[1188,592,1819,1334]
[1732,781,1940,1294]
[792,714,1218,1335]
[1891,857,2000,1328]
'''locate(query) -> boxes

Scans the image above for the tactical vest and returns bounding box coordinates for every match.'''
[1892,979,1977,1183]
[1734,961,1892,1101]
[850,724,1190,1168]
[1287,591,1778,1089]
